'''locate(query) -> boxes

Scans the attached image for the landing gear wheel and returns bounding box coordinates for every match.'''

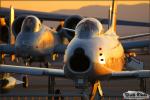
[23,75,29,88]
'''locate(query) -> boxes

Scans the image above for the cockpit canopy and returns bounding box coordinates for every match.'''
[21,15,41,33]
[75,18,104,38]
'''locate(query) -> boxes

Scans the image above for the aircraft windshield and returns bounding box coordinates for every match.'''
[75,18,103,38]
[21,16,41,33]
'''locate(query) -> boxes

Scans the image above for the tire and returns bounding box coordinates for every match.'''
[23,76,29,88]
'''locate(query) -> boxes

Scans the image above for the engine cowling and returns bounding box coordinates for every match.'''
[12,15,26,37]
[64,15,83,30]
[57,15,83,41]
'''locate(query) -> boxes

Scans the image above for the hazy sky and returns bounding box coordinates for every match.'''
[1,1,149,12]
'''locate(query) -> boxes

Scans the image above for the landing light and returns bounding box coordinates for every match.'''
[98,54,106,64]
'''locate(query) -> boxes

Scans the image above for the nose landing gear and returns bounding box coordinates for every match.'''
[90,80,103,100]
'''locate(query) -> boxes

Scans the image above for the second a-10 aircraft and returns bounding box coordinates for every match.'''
[0,0,150,99]
[0,6,70,65]
[0,6,73,91]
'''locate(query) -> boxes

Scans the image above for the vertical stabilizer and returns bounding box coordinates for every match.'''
[9,6,15,45]
[10,6,16,61]
[108,7,112,29]
[110,0,117,32]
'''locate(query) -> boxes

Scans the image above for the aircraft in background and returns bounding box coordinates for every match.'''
[0,6,68,65]
[0,0,150,98]
[0,6,75,91]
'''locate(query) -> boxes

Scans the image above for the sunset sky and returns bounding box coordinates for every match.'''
[1,1,149,12]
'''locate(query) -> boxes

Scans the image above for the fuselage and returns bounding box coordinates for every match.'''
[64,18,125,81]
[15,25,58,57]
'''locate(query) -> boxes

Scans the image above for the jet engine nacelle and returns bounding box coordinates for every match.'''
[12,15,43,37]
[64,15,83,30]
[0,77,17,93]
[58,15,83,41]
[0,26,9,43]
[12,15,26,37]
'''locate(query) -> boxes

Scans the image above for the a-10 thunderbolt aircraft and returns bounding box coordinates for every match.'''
[0,0,150,98]
[0,6,68,65]
[0,6,70,91]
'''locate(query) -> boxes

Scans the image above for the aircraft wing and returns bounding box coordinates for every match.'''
[122,40,150,50]
[109,70,150,79]
[0,64,150,80]
[0,64,65,77]
[0,44,67,54]
[0,7,150,27]
[0,44,16,54]
[0,44,67,57]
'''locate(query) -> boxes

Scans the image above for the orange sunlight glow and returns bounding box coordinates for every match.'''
[1,1,149,12]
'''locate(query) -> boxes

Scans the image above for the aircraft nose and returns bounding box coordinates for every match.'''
[69,47,91,73]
